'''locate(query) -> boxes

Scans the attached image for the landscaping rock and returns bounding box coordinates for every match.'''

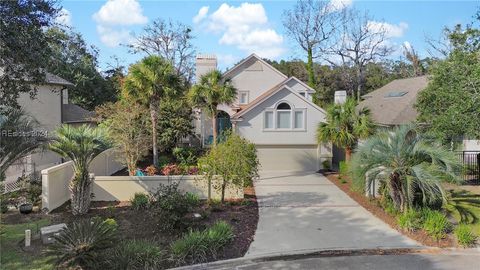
[40,223,66,244]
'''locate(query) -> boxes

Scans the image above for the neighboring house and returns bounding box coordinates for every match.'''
[358,75,480,151]
[194,54,331,172]
[4,73,95,184]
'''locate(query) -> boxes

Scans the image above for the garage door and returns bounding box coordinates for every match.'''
[256,145,319,172]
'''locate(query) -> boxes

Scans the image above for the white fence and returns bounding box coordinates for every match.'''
[41,148,124,211]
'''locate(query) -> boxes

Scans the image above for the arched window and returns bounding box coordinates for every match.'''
[264,101,305,130]
[276,102,291,110]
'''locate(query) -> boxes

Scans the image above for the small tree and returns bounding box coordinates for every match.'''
[188,70,237,146]
[350,125,461,213]
[198,132,259,203]
[49,125,111,215]
[95,101,151,175]
[317,98,374,161]
[157,98,194,153]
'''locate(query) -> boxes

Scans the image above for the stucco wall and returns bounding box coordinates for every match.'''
[93,175,243,201]
[41,148,125,211]
[236,88,326,145]
[463,140,480,152]
[227,58,286,104]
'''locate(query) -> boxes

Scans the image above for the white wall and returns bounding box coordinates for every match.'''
[41,148,124,211]
[236,87,326,145]
[93,175,243,201]
[463,140,480,152]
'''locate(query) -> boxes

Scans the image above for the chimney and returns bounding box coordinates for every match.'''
[195,54,217,83]
[334,90,347,104]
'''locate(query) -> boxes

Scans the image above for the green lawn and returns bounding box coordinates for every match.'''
[446,189,480,236]
[1,218,54,270]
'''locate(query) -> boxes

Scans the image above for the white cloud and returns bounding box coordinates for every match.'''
[193,6,209,24]
[367,21,408,38]
[93,0,147,25]
[56,8,72,26]
[217,54,239,68]
[93,0,147,47]
[96,26,133,47]
[194,3,285,59]
[329,0,353,11]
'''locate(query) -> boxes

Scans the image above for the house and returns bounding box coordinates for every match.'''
[358,75,480,152]
[194,54,331,172]
[4,73,95,184]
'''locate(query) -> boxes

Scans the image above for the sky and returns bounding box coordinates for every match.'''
[58,0,479,71]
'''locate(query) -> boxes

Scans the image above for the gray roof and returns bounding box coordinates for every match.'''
[45,72,73,86]
[62,104,95,123]
[358,76,429,126]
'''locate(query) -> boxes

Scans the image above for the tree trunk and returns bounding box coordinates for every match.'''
[388,172,403,212]
[345,147,352,162]
[356,67,364,102]
[150,101,159,166]
[221,178,226,204]
[70,172,92,215]
[306,47,316,88]
[212,113,218,146]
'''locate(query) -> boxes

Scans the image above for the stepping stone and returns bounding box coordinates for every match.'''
[40,223,66,244]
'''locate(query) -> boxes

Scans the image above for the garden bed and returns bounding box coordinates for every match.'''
[1,187,259,269]
[323,172,457,248]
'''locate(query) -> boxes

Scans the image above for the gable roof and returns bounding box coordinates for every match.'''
[285,76,315,93]
[223,53,288,80]
[232,80,325,119]
[358,76,429,126]
[45,72,73,86]
[62,104,95,123]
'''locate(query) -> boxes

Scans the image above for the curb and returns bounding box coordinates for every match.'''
[169,246,435,270]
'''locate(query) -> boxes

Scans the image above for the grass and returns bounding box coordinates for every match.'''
[0,218,54,270]
[445,189,480,236]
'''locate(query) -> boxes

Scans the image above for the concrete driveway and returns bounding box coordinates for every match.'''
[246,171,421,257]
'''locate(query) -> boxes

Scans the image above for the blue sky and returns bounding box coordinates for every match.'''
[58,0,479,71]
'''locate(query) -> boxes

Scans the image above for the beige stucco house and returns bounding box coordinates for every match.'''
[4,73,94,183]
[194,54,331,172]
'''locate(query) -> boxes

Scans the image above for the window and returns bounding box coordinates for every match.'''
[264,102,306,131]
[239,91,248,104]
[299,92,305,97]
[277,111,291,128]
[294,111,304,129]
[264,111,273,129]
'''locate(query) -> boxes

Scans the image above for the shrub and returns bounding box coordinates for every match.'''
[198,132,259,202]
[151,182,191,232]
[322,160,331,171]
[161,164,182,175]
[173,147,198,166]
[454,224,478,247]
[397,209,422,232]
[0,194,9,213]
[48,218,117,269]
[104,239,164,270]
[131,193,150,210]
[145,165,158,176]
[422,208,451,240]
[25,181,42,205]
[185,192,200,208]
[103,218,118,231]
[157,155,171,169]
[339,161,348,176]
[170,221,233,265]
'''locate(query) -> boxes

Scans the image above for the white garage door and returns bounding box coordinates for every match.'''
[256,145,319,172]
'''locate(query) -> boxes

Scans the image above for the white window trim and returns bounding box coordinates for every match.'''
[262,102,307,132]
[239,91,249,105]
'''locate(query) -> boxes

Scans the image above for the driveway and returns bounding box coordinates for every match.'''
[246,171,421,257]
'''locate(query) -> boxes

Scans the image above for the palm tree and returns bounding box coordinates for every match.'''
[317,98,373,161]
[350,124,461,213]
[49,125,111,215]
[188,70,237,146]
[0,109,48,182]
[123,56,180,166]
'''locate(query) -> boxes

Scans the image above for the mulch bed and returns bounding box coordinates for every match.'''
[323,172,456,248]
[2,187,259,264]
